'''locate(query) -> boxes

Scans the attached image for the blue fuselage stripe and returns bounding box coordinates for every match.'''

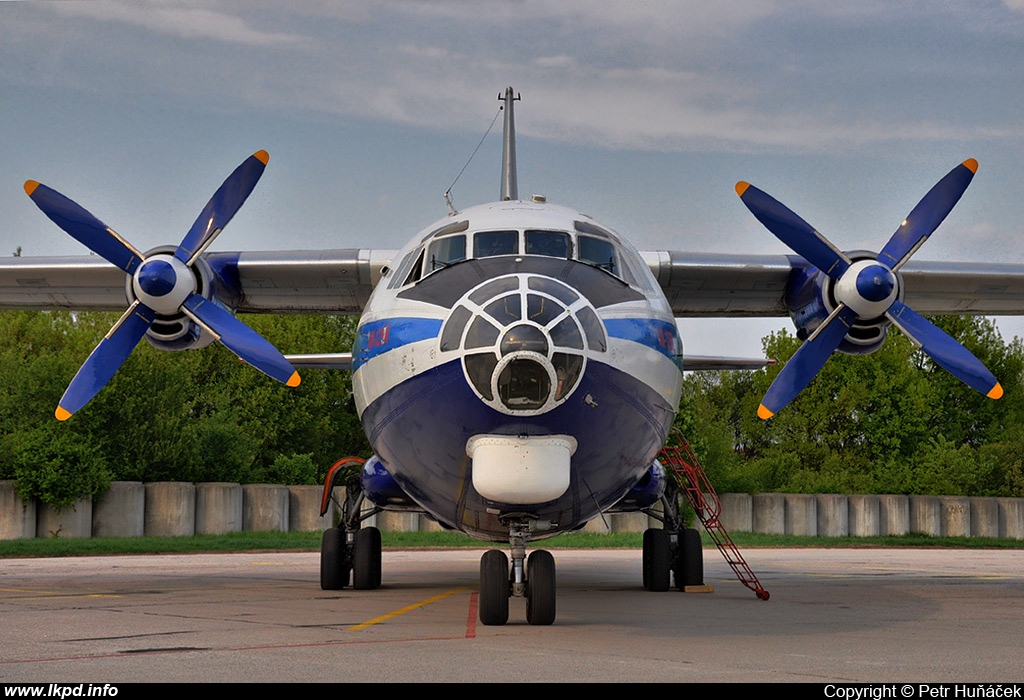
[604,318,681,365]
[353,317,443,371]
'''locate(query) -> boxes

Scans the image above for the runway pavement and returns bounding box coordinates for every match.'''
[1,547,1022,682]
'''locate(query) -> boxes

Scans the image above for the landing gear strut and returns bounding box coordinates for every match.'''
[479,516,557,626]
[643,479,704,591]
[320,460,383,591]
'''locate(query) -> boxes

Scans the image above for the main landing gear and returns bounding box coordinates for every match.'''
[642,479,705,592]
[320,462,383,591]
[478,517,557,626]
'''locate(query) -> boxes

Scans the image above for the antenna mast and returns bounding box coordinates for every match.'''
[500,87,520,201]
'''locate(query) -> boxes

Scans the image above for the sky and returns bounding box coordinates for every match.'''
[2,0,1024,358]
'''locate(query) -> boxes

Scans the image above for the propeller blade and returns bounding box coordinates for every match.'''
[736,181,851,279]
[877,159,977,270]
[758,305,858,419]
[175,150,269,265]
[24,181,144,274]
[181,294,300,387]
[56,303,156,420]
[886,300,1002,399]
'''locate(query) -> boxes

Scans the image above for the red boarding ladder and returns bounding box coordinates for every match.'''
[659,429,770,601]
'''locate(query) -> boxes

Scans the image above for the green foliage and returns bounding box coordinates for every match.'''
[4,307,1024,504]
[0,310,369,505]
[678,316,1024,497]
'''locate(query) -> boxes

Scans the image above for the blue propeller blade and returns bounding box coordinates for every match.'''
[886,300,1002,399]
[736,182,851,279]
[758,305,859,419]
[175,150,269,265]
[877,159,977,269]
[56,304,156,420]
[182,295,300,387]
[24,181,143,274]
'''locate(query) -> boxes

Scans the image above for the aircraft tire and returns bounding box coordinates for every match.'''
[352,526,382,590]
[479,549,510,626]
[643,528,671,592]
[320,527,350,590]
[526,550,556,626]
[674,527,704,590]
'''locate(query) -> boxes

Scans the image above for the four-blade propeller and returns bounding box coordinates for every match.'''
[736,159,1001,419]
[25,150,300,421]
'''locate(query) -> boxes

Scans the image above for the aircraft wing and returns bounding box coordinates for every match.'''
[7,249,1024,318]
[643,252,1024,317]
[0,249,395,314]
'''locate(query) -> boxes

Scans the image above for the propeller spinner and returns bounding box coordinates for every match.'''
[24,150,300,421]
[736,159,1001,419]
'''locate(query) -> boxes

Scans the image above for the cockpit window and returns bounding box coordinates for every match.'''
[525,230,570,258]
[577,234,617,274]
[474,230,518,258]
[427,235,466,271]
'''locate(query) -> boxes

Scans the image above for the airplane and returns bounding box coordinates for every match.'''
[3,87,1023,626]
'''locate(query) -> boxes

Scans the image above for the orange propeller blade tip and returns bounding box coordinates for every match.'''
[962,158,978,174]
[24,180,40,196]
[287,371,301,388]
[757,403,774,420]
[987,382,1003,400]
[55,406,73,421]
[735,182,750,197]
[254,150,269,165]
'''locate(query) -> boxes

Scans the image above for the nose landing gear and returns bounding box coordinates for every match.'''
[478,517,557,626]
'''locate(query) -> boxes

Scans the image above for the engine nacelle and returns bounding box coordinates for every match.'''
[362,455,420,509]
[785,250,903,356]
[608,460,667,512]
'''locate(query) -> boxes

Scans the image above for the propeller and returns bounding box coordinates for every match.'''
[25,150,300,421]
[736,158,1001,419]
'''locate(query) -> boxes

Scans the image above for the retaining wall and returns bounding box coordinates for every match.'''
[1,481,1023,539]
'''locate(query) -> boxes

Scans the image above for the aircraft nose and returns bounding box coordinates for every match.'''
[439,273,600,415]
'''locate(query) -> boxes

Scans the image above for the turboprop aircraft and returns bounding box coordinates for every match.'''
[3,87,1023,626]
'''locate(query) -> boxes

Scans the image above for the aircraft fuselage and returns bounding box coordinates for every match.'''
[352,199,683,540]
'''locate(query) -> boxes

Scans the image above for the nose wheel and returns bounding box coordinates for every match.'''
[479,519,557,626]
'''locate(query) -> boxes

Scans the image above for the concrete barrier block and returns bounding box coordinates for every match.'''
[243,484,289,532]
[910,495,941,536]
[584,515,611,533]
[719,493,752,533]
[288,485,332,532]
[784,494,817,536]
[196,483,243,535]
[938,496,971,537]
[610,512,648,533]
[969,497,999,539]
[816,494,849,537]
[848,495,880,537]
[37,498,91,538]
[997,498,1024,539]
[145,482,196,537]
[419,515,446,533]
[753,493,785,534]
[0,481,36,540]
[93,482,144,537]
[878,495,909,536]
[376,510,419,533]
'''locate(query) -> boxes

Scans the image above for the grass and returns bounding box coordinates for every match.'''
[1,529,1022,558]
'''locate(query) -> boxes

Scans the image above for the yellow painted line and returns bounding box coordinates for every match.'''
[347,585,472,631]
[2,592,122,600]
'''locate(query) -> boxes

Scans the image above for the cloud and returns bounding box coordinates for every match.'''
[47,0,305,47]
